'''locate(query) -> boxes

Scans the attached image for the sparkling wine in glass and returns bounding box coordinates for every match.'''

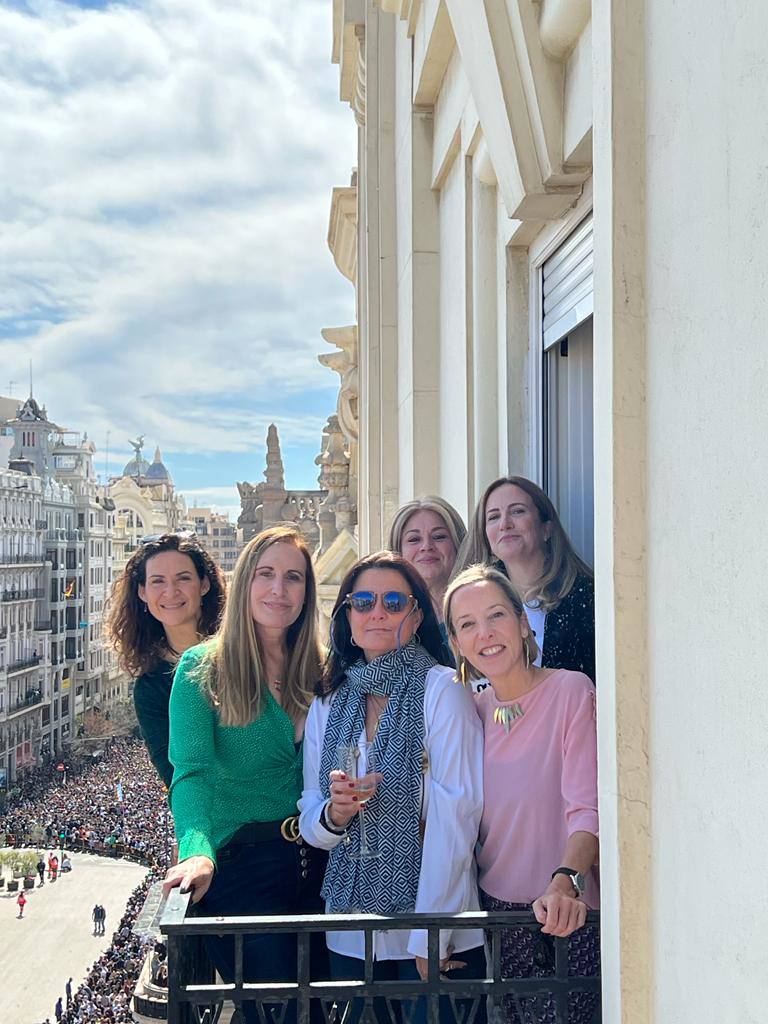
[337,741,381,861]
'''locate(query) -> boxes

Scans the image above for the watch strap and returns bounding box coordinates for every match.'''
[551,866,583,896]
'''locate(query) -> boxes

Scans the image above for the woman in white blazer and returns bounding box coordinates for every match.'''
[299,551,485,1024]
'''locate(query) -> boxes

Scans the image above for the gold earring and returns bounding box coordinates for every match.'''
[459,658,468,687]
[523,636,531,670]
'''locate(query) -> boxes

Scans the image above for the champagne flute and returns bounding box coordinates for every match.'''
[337,741,381,861]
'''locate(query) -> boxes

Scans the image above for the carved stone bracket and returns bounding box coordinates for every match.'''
[320,326,359,445]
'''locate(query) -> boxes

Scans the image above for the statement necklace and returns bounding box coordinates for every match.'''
[493,702,525,733]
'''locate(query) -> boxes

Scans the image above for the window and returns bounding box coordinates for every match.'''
[540,213,595,566]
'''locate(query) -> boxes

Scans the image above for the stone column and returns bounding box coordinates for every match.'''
[592,0,651,1020]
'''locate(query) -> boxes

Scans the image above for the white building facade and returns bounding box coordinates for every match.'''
[328,1,768,1020]
[0,467,48,782]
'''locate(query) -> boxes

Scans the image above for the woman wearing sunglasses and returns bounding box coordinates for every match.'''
[299,551,485,1024]
[108,532,226,787]
[161,525,327,1024]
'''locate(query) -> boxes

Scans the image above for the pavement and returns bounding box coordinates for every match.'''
[0,850,148,1024]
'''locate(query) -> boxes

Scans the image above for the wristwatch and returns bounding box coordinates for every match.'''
[551,867,586,898]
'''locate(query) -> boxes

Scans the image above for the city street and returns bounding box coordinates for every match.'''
[0,851,147,1024]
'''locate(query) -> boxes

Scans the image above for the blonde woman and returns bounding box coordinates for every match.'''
[455,477,595,682]
[162,525,326,1023]
[444,564,599,1024]
[387,496,466,658]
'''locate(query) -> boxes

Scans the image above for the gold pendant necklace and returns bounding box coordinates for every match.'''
[493,703,525,733]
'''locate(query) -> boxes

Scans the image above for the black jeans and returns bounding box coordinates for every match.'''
[197,833,328,1024]
[329,944,488,1024]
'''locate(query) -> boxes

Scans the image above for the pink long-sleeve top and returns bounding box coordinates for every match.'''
[475,669,599,909]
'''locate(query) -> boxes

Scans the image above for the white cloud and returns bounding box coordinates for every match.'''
[182,485,241,521]
[0,0,355,460]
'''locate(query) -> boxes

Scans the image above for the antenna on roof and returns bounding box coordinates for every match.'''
[29,360,33,399]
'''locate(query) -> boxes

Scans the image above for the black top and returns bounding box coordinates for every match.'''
[132,660,175,788]
[541,572,595,683]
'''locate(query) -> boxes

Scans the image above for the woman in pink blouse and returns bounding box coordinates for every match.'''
[444,564,599,1024]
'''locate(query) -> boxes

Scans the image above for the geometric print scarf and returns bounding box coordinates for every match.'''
[319,638,437,914]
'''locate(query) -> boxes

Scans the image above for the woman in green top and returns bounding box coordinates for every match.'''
[108,532,225,788]
[161,524,326,1024]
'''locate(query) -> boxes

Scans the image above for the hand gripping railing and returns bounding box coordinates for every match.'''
[160,890,600,1024]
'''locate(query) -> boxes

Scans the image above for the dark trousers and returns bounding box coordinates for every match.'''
[197,834,328,1024]
[329,944,487,1024]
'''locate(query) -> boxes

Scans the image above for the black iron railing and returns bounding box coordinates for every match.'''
[160,893,600,1024]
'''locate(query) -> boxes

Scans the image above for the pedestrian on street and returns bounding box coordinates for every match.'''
[54,996,63,1021]
[47,852,54,880]
[92,903,100,936]
[37,856,45,886]
[98,904,106,935]
[65,978,73,1007]
[17,890,27,918]
[50,854,58,881]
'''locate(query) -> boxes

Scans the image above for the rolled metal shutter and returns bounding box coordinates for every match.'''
[542,213,593,350]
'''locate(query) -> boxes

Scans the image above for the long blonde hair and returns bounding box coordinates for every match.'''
[453,476,592,612]
[444,564,539,683]
[197,525,322,727]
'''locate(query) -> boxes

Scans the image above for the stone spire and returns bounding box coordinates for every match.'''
[264,423,285,488]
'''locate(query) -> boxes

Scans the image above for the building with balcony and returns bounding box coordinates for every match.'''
[109,442,188,581]
[0,464,48,781]
[189,507,242,576]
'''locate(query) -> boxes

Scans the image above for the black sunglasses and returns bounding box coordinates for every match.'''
[345,591,415,614]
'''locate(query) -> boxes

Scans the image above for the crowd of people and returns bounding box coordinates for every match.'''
[103,475,598,1024]
[0,738,171,1024]
[2,737,172,867]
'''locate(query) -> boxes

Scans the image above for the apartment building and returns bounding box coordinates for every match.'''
[190,507,241,575]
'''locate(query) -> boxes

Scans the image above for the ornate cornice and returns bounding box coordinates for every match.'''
[444,0,590,222]
[333,0,366,124]
[327,185,358,283]
[375,0,422,36]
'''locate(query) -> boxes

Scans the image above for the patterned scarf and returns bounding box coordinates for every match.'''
[320,638,437,914]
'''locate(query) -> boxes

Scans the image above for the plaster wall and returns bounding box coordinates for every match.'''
[438,153,469,515]
[643,1,768,1018]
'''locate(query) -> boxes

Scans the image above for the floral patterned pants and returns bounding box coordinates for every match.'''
[481,892,600,1024]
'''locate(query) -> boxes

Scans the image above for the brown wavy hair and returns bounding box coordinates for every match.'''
[195,525,322,727]
[454,475,592,612]
[107,533,226,678]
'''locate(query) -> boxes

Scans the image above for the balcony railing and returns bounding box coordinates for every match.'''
[160,896,601,1024]
[46,529,84,542]
[0,554,45,566]
[7,691,44,715]
[1,588,44,602]
[34,621,52,632]
[7,654,42,674]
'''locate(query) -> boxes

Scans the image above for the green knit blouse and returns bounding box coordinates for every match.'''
[168,643,303,864]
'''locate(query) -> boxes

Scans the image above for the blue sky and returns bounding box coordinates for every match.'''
[0,0,356,520]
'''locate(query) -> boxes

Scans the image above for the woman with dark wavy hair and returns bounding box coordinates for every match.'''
[299,551,485,1024]
[107,532,226,787]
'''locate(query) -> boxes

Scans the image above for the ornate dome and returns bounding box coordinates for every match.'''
[145,446,171,482]
[122,456,150,478]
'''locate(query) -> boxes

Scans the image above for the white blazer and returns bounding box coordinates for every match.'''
[299,665,484,961]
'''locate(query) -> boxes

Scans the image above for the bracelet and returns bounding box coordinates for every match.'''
[319,801,348,836]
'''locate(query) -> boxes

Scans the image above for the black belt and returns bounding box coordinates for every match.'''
[226,816,303,846]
